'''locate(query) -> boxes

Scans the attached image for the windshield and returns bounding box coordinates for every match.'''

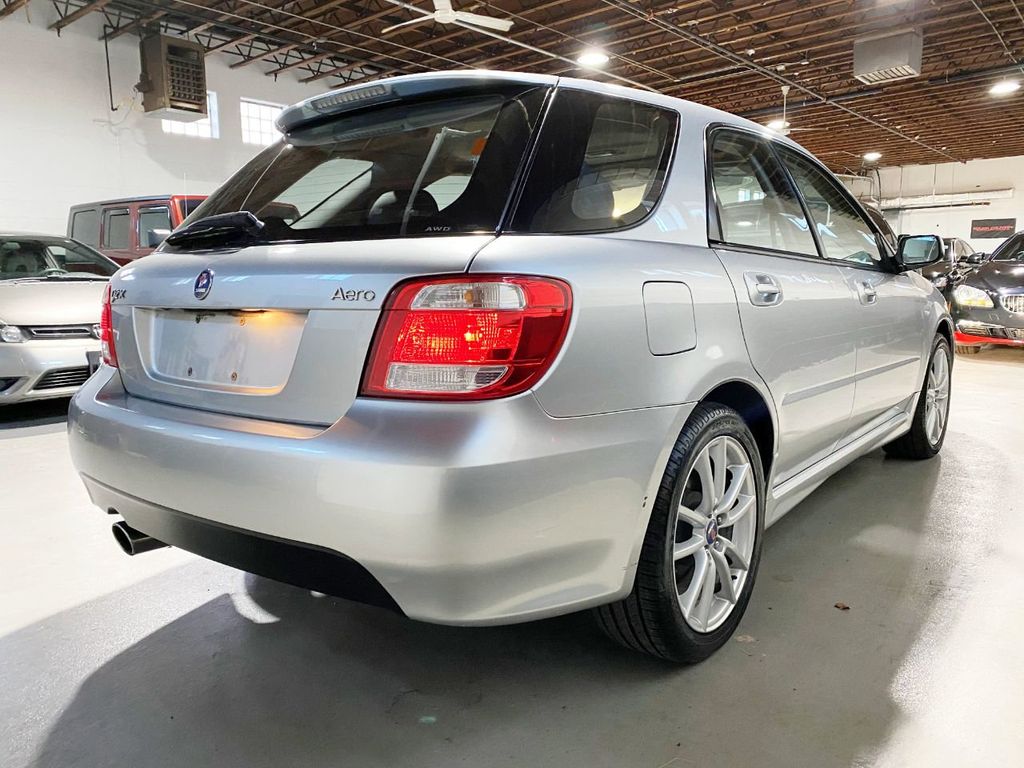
[992,233,1024,261]
[0,236,117,280]
[180,88,547,245]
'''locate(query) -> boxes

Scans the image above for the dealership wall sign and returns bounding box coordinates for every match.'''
[971,218,1017,238]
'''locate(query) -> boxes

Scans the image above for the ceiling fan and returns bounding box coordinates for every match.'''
[766,85,818,136]
[382,0,514,35]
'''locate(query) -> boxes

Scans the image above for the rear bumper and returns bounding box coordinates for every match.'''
[69,367,689,625]
[0,339,98,404]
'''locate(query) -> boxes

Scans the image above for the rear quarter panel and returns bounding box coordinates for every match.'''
[470,234,771,420]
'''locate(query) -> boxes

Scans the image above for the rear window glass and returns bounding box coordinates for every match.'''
[183,88,547,243]
[511,90,676,233]
[71,209,100,246]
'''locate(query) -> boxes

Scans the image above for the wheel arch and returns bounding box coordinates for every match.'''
[936,317,954,350]
[700,379,776,481]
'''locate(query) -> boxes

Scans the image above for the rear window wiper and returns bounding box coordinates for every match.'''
[164,211,267,250]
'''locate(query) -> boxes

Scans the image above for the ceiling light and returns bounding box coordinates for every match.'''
[989,79,1021,96]
[746,48,756,55]
[863,151,882,162]
[765,119,789,132]
[576,49,609,68]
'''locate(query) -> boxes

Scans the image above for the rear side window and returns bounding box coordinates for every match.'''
[709,130,817,256]
[71,209,100,246]
[777,147,882,266]
[184,87,547,244]
[139,206,171,248]
[103,209,131,249]
[511,90,676,233]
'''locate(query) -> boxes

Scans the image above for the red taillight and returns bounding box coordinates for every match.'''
[100,283,118,368]
[361,275,572,400]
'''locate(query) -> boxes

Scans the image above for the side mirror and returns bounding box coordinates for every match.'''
[146,229,171,248]
[895,234,943,271]
[966,252,986,265]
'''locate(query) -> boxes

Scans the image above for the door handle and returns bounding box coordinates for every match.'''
[858,281,878,305]
[744,273,783,306]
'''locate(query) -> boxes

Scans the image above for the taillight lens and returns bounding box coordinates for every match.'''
[361,275,572,400]
[100,283,118,368]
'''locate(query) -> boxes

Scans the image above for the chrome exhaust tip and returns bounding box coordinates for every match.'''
[111,520,168,556]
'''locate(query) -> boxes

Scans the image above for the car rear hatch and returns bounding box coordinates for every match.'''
[110,73,554,425]
[112,238,493,425]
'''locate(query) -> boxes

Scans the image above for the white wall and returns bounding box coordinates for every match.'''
[878,155,1024,254]
[0,1,327,234]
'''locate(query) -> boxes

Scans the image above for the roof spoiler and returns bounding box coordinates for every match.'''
[276,70,557,134]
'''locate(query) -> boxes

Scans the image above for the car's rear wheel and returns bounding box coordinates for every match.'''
[885,334,952,459]
[594,403,764,663]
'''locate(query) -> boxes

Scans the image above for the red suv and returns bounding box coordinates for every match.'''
[67,195,205,265]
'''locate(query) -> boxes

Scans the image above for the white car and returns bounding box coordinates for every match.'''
[1,234,116,403]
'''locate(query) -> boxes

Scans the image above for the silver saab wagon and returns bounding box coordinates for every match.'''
[69,71,952,662]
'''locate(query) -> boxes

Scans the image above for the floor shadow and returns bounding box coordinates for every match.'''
[0,398,70,431]
[9,447,966,768]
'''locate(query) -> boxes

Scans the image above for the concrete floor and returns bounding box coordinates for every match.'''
[2,350,1023,768]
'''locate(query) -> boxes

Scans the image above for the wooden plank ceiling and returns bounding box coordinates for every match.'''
[11,0,1024,172]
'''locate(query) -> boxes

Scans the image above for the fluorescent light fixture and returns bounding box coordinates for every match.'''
[576,48,610,68]
[765,119,789,132]
[863,151,882,162]
[989,79,1021,96]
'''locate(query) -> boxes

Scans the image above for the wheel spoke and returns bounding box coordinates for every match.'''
[674,535,705,561]
[925,407,937,442]
[693,554,718,629]
[710,439,728,507]
[720,493,755,526]
[715,462,749,516]
[710,547,737,604]
[719,535,749,571]
[678,504,706,528]
[695,448,715,513]
[680,553,710,617]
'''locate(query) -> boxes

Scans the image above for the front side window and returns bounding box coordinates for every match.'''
[182,87,547,244]
[0,237,117,280]
[778,148,882,266]
[511,90,676,233]
[709,130,817,256]
[71,209,100,246]
[992,233,1024,261]
[103,209,131,249]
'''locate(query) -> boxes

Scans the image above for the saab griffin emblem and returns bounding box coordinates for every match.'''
[194,269,214,300]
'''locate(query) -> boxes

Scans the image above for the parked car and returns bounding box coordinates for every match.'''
[916,237,971,297]
[68,72,952,663]
[952,230,1024,353]
[1,233,118,404]
[67,194,205,265]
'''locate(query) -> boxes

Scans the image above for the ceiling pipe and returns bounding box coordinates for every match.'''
[599,0,962,163]
[739,62,1024,119]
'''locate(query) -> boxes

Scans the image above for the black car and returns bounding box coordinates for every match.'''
[952,231,1024,353]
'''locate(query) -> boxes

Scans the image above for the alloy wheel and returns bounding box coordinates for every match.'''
[925,346,951,446]
[673,435,757,633]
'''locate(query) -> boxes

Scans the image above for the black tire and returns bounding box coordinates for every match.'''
[593,402,765,663]
[955,343,981,355]
[884,334,952,460]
